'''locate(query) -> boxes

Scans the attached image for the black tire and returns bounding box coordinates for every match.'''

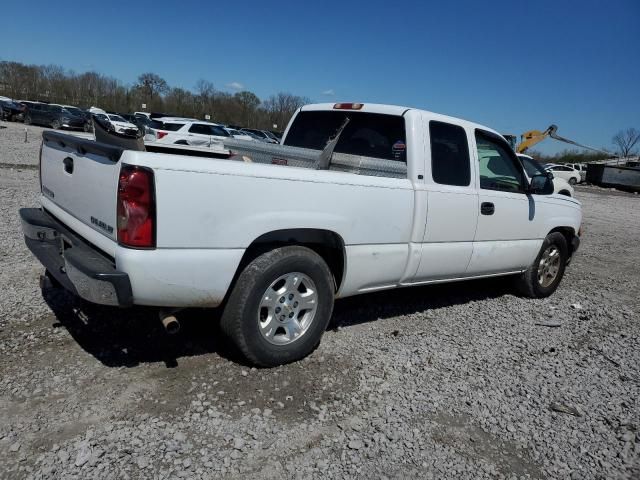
[515,232,568,298]
[568,177,577,185]
[220,246,334,367]
[51,119,61,130]
[24,116,31,125]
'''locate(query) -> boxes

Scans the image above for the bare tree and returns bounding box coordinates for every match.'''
[0,60,311,128]
[234,91,261,126]
[136,73,168,102]
[263,92,309,130]
[612,128,640,158]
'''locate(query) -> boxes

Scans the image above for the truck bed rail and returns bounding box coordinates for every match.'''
[223,139,407,178]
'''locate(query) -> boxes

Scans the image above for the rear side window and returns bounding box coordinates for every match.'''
[284,111,406,162]
[429,121,470,186]
[210,125,229,137]
[160,122,185,131]
[188,124,211,135]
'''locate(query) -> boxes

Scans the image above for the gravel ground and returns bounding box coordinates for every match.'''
[0,125,639,479]
[0,120,91,167]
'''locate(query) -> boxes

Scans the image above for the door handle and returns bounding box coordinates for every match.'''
[481,202,494,215]
[63,157,74,175]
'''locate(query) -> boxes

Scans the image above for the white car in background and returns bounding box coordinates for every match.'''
[567,163,588,182]
[149,118,230,147]
[544,164,581,185]
[518,154,574,197]
[240,128,279,144]
[225,128,255,141]
[94,113,139,134]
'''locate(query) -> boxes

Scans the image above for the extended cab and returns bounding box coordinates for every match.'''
[20,103,582,366]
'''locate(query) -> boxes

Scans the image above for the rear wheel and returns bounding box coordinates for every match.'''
[515,232,568,298]
[220,246,334,367]
[24,116,31,125]
[568,177,577,185]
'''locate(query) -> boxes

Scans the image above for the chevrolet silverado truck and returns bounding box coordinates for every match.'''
[20,102,582,366]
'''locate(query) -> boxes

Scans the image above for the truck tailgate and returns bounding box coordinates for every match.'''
[40,131,122,242]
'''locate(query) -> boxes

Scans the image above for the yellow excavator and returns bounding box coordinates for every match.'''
[503,125,613,156]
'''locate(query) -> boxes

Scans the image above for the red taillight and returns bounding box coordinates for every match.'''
[117,165,155,248]
[333,103,364,110]
[156,131,168,139]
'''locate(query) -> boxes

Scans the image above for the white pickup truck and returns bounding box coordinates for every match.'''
[20,102,582,366]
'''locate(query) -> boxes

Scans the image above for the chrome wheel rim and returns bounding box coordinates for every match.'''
[258,272,318,346]
[537,246,561,287]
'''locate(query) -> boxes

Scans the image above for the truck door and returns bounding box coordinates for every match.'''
[411,119,478,282]
[466,129,542,275]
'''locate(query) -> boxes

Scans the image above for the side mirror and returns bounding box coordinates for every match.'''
[528,173,554,195]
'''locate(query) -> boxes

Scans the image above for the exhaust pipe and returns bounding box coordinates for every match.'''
[159,310,180,334]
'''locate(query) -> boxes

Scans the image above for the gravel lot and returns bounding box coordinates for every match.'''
[1,121,639,479]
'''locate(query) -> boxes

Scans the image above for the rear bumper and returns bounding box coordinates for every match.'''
[20,208,133,306]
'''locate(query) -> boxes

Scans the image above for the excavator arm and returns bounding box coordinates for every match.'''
[517,125,557,153]
[515,125,613,157]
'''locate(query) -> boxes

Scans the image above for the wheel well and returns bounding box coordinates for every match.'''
[558,190,571,196]
[236,229,346,291]
[548,227,576,257]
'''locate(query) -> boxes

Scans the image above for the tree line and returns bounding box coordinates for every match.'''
[0,61,310,130]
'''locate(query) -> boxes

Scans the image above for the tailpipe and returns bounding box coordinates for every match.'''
[159,309,181,334]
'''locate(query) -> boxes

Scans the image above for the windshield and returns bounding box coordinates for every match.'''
[108,115,127,123]
[520,156,544,177]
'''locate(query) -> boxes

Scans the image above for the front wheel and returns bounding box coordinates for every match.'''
[220,246,334,367]
[24,116,31,125]
[51,119,61,130]
[568,177,577,185]
[515,232,568,298]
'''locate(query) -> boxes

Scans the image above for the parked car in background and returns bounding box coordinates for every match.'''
[544,164,581,185]
[567,163,588,182]
[224,127,255,140]
[240,128,279,143]
[93,113,139,134]
[149,119,230,146]
[0,99,25,121]
[24,103,88,131]
[120,113,151,131]
[518,154,574,197]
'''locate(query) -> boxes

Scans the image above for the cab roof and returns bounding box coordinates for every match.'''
[299,103,502,138]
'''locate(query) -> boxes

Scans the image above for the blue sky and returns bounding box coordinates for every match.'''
[1,0,638,153]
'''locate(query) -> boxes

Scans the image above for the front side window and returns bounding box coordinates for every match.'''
[476,130,526,193]
[429,120,470,186]
[520,156,544,177]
